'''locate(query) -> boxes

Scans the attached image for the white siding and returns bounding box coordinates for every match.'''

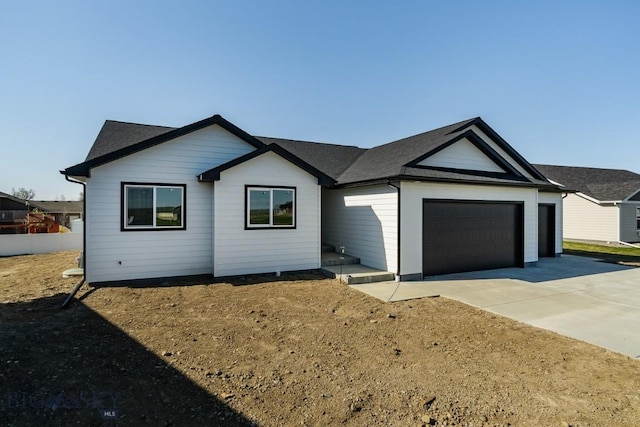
[538,192,563,254]
[321,185,398,272]
[85,125,256,283]
[400,182,538,278]
[467,125,538,181]
[562,194,619,242]
[213,152,320,277]
[619,203,640,243]
[417,138,504,172]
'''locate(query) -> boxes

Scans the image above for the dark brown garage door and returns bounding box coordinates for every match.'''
[538,204,555,257]
[423,200,524,276]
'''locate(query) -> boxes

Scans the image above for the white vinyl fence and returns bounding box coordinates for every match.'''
[0,233,83,257]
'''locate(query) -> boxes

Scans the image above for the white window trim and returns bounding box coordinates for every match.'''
[246,186,296,229]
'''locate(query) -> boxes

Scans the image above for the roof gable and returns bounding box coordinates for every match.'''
[414,137,506,172]
[533,164,640,201]
[198,144,335,186]
[405,130,528,182]
[63,113,560,191]
[336,117,548,186]
[62,115,265,177]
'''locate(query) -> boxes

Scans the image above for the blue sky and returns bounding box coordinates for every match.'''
[1,1,638,200]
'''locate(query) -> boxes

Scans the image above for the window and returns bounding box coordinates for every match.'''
[246,186,295,229]
[122,183,185,230]
[637,207,640,230]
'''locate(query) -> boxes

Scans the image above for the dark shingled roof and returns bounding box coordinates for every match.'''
[257,137,366,180]
[199,144,335,186]
[86,120,175,161]
[63,115,265,177]
[336,118,476,184]
[64,114,560,191]
[0,191,30,206]
[534,164,640,201]
[335,117,550,186]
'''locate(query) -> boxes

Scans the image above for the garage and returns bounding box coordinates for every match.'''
[422,200,524,276]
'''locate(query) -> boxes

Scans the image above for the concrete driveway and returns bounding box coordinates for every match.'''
[350,255,640,359]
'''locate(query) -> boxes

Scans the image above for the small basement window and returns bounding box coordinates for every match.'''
[122,183,185,230]
[246,186,295,229]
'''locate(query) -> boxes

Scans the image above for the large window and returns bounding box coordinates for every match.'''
[122,183,185,230]
[246,186,295,229]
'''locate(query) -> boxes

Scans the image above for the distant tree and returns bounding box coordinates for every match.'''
[79,191,84,201]
[56,194,66,201]
[12,187,35,201]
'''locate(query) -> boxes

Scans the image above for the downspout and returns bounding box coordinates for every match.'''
[387,180,401,279]
[61,175,86,308]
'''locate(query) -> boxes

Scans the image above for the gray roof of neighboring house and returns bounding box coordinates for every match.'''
[534,164,640,201]
[63,114,558,190]
[0,191,29,206]
[30,200,84,213]
[0,192,83,213]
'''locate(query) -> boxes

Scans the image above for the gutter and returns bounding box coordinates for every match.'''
[61,174,86,308]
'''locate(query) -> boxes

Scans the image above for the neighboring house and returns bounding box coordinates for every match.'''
[29,200,84,229]
[0,191,84,234]
[62,114,564,284]
[534,164,640,243]
[0,191,30,234]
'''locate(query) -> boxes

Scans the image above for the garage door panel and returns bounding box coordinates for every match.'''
[423,200,523,276]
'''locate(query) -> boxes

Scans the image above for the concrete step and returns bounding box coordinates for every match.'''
[321,264,396,285]
[321,243,336,253]
[321,252,360,267]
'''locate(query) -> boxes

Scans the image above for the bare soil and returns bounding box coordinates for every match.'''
[1,251,640,427]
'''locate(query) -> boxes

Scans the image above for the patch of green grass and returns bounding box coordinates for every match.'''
[563,240,640,260]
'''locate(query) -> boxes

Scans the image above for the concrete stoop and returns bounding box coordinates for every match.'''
[321,251,360,267]
[320,243,395,284]
[321,264,396,284]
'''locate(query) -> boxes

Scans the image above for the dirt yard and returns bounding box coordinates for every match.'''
[1,251,639,426]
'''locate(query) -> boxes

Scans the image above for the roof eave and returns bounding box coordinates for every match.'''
[335,174,565,190]
[62,114,266,177]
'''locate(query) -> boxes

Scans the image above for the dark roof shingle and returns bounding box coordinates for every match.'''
[335,118,477,184]
[86,120,175,161]
[64,114,559,190]
[258,137,366,180]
